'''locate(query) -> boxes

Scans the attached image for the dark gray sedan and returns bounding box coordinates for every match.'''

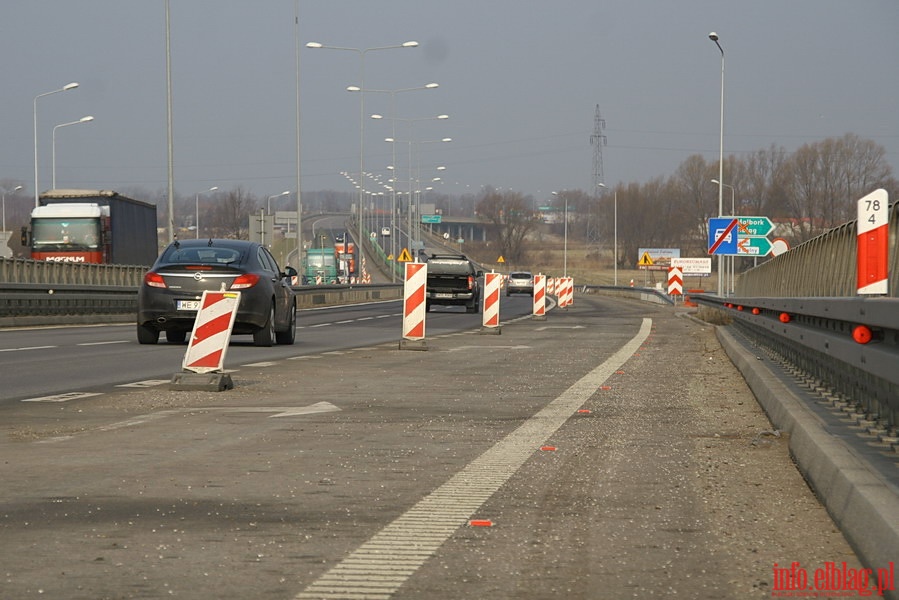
[137,239,296,346]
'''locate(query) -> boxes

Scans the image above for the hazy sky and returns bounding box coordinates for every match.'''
[2,1,897,205]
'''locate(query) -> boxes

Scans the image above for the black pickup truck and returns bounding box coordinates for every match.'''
[424,253,483,313]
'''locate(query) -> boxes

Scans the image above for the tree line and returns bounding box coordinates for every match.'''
[464,134,897,267]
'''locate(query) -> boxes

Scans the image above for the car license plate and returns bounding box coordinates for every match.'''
[434,293,453,299]
[176,300,201,311]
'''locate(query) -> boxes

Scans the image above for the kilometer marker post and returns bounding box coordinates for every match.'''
[857,188,889,295]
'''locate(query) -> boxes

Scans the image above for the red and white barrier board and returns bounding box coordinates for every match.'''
[857,188,889,295]
[546,277,556,296]
[182,291,241,373]
[668,267,683,296]
[533,274,546,317]
[482,272,502,329]
[402,262,427,341]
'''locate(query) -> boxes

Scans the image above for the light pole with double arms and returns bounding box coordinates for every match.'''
[305,40,419,244]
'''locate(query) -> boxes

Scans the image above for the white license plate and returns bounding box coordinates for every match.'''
[176,300,201,311]
[434,293,454,299]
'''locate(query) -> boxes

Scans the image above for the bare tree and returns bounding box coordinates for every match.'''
[476,187,541,263]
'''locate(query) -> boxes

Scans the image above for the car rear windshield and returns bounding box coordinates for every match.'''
[429,260,472,275]
[164,246,242,264]
[510,272,532,279]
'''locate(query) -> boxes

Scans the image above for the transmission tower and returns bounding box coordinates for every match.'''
[590,105,607,193]
[588,105,607,247]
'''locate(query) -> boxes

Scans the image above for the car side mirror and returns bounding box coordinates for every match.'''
[284,266,298,278]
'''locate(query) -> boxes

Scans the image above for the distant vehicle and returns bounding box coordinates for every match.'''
[425,253,483,313]
[137,239,296,347]
[335,241,356,279]
[304,246,338,284]
[380,226,391,237]
[506,271,534,296]
[22,189,158,265]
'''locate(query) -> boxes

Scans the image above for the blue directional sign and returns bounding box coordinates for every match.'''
[708,218,739,255]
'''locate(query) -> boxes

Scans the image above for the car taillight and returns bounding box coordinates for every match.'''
[467,275,474,290]
[230,273,260,289]
[144,272,167,288]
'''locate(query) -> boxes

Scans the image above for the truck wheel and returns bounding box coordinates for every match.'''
[137,323,159,345]
[466,302,479,314]
[275,303,296,345]
[253,303,275,347]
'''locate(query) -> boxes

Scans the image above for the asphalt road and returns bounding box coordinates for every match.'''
[0,295,871,599]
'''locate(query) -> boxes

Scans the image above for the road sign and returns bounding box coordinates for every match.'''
[670,257,711,275]
[638,252,654,267]
[736,236,772,256]
[856,188,889,295]
[421,215,442,224]
[708,218,739,255]
[397,248,413,262]
[735,216,774,237]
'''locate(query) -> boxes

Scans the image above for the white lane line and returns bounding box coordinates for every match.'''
[294,317,652,600]
[0,345,57,352]
[22,392,103,403]
[116,380,170,388]
[77,340,130,346]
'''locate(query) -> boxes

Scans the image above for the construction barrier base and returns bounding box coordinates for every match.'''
[532,314,547,321]
[398,338,428,351]
[479,326,502,335]
[169,371,234,392]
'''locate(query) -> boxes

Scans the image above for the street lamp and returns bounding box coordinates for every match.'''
[709,31,725,296]
[305,40,419,243]
[598,183,617,285]
[552,191,569,277]
[350,83,438,278]
[2,185,23,232]
[33,82,79,207]
[195,186,218,238]
[385,136,451,247]
[52,116,94,189]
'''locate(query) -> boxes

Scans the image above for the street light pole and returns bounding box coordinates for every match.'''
[552,191,568,277]
[33,82,79,207]
[52,116,94,189]
[711,178,736,294]
[709,31,725,296]
[195,186,219,238]
[2,185,24,232]
[306,40,419,246]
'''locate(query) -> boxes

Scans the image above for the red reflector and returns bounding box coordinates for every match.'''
[230,273,260,289]
[467,275,474,290]
[144,272,167,288]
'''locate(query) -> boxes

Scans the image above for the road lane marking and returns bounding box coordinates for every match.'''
[22,392,103,403]
[116,380,170,388]
[77,340,130,346]
[0,345,57,352]
[294,318,652,600]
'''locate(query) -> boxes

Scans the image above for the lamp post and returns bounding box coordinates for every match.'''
[552,191,569,277]
[598,183,617,285]
[52,116,94,189]
[263,190,291,248]
[305,40,419,244]
[194,186,219,238]
[709,31,725,296]
[33,82,79,207]
[2,185,23,232]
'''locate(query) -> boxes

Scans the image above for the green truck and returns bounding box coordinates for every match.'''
[303,246,338,284]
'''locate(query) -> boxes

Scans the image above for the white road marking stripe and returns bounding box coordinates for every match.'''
[0,345,57,352]
[22,392,103,403]
[294,318,652,600]
[77,340,129,346]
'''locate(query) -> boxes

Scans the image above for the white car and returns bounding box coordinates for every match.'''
[381,226,391,237]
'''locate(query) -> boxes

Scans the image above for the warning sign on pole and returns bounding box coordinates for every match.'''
[667,267,683,296]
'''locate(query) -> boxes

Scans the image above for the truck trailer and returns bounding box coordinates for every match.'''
[22,189,158,265]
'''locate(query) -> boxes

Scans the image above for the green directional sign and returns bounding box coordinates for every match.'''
[421,214,442,224]
[735,216,774,237]
[736,236,772,256]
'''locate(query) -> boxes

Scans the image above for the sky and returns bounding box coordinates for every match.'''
[1,1,898,207]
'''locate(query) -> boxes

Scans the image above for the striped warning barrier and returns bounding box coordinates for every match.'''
[400,262,427,347]
[533,274,546,318]
[668,267,683,296]
[560,277,574,308]
[546,277,555,296]
[481,272,501,333]
[181,291,241,373]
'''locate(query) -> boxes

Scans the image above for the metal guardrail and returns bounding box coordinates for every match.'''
[691,293,899,432]
[0,282,403,327]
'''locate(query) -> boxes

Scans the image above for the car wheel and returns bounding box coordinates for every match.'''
[275,303,296,345]
[253,303,275,347]
[137,323,159,345]
[166,330,187,344]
